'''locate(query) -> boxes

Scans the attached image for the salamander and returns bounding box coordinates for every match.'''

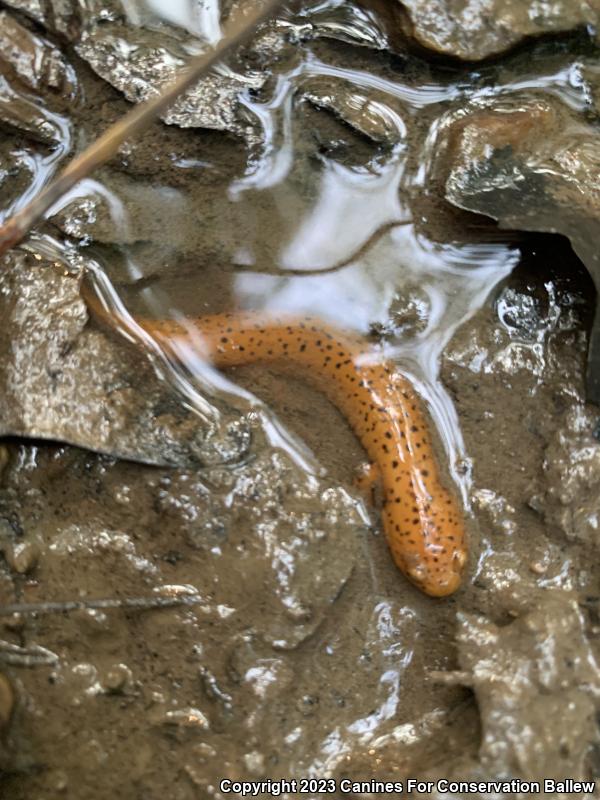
[84,292,467,597]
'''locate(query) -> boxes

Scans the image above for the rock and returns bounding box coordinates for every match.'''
[0,0,117,40]
[1,1,282,138]
[0,244,249,467]
[0,73,68,145]
[302,75,409,144]
[0,11,76,96]
[74,23,265,135]
[440,95,600,402]
[358,0,600,61]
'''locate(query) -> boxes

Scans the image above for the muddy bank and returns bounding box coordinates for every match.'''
[0,2,600,798]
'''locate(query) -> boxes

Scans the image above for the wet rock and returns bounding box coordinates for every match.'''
[0,73,68,145]
[0,244,248,467]
[0,12,73,218]
[282,0,391,51]
[0,12,76,96]
[302,76,408,144]
[454,591,600,781]
[0,0,50,30]
[0,148,45,222]
[0,0,109,40]
[441,96,600,402]
[445,267,587,395]
[359,0,600,61]
[531,404,600,546]
[74,23,265,135]
[2,1,283,137]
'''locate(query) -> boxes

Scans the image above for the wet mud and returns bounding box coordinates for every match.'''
[0,2,600,799]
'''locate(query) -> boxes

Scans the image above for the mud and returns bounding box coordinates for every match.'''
[449,593,600,782]
[0,2,600,800]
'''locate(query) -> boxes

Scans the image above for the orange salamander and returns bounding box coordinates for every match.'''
[85,293,467,597]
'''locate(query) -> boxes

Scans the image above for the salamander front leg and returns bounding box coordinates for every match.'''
[354,462,383,507]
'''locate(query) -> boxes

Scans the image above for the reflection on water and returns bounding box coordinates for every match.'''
[121,0,222,43]
[279,153,408,271]
[0,97,71,222]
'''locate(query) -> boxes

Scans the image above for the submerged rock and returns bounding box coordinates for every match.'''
[0,73,68,146]
[1,1,281,137]
[302,75,409,144]
[0,244,249,468]
[74,22,266,135]
[0,11,76,96]
[0,0,117,40]
[358,0,600,61]
[440,95,600,403]
[0,12,73,212]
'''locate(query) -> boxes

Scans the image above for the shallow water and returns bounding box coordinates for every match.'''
[69,30,595,498]
[1,2,600,797]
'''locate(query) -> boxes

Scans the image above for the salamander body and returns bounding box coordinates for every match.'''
[84,291,467,597]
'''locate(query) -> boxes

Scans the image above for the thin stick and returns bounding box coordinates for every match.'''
[0,594,205,616]
[0,0,283,256]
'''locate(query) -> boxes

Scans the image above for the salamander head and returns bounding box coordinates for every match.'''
[405,546,467,598]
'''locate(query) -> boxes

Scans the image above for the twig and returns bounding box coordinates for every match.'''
[0,0,284,256]
[0,594,205,616]
[0,640,58,666]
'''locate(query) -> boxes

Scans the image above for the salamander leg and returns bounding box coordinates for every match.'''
[354,462,383,506]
